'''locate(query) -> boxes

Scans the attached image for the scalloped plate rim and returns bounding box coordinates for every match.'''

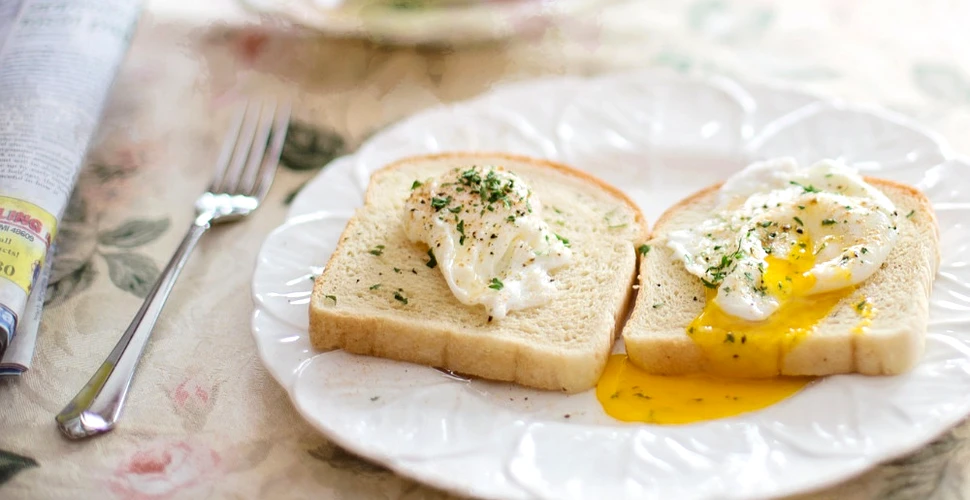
[252,71,970,500]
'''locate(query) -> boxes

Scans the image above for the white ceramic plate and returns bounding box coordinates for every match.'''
[252,71,970,500]
[237,0,609,45]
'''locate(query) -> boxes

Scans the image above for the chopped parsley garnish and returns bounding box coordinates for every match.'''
[906,210,915,218]
[369,245,385,256]
[506,215,516,222]
[652,303,663,309]
[369,283,381,290]
[449,205,463,214]
[457,166,519,211]
[431,195,452,211]
[426,249,437,268]
[797,205,805,210]
[638,244,651,256]
[725,333,735,343]
[488,278,504,290]
[790,181,821,193]
[393,291,408,305]
[457,219,466,245]
[324,295,337,304]
[856,300,867,311]
[411,180,423,190]
[744,272,754,281]
[555,234,570,247]
[793,216,804,226]
[704,241,744,287]
[393,267,402,273]
[861,247,869,254]
[759,221,772,228]
[821,218,837,226]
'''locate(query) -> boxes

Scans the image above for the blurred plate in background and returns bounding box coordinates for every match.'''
[237,0,615,45]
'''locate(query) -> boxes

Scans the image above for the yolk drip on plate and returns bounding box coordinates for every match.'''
[687,234,854,378]
[596,355,813,425]
[596,236,857,425]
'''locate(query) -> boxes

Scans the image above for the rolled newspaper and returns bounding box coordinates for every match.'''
[0,0,141,372]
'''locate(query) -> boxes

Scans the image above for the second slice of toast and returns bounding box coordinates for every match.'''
[623,178,939,377]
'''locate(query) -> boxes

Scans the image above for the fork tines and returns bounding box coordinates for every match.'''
[209,100,291,200]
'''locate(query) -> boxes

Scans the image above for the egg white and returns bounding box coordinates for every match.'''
[668,158,899,321]
[404,166,571,320]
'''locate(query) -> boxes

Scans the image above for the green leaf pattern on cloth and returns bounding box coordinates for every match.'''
[97,219,171,248]
[46,216,168,305]
[878,430,964,499]
[280,121,346,172]
[44,260,97,307]
[102,252,160,298]
[0,450,37,485]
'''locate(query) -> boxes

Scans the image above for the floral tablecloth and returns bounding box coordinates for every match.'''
[3,0,970,498]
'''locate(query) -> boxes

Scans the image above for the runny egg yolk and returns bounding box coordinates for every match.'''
[596,355,813,425]
[595,236,853,425]
[687,234,855,378]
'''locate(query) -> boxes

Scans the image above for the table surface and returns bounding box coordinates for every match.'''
[3,0,970,498]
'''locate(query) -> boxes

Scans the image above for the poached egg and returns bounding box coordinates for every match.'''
[403,165,572,320]
[668,158,898,323]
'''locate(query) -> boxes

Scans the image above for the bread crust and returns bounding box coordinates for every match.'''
[370,151,649,241]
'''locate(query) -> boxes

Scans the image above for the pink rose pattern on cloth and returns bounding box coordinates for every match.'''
[109,441,221,500]
[171,375,220,431]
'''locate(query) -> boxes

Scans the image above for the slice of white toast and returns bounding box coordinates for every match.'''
[310,152,648,392]
[623,178,939,377]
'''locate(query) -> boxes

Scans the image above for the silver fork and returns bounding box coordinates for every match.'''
[56,100,291,440]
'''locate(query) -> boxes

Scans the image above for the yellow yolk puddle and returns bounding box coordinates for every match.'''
[596,355,813,424]
[688,236,853,378]
[596,235,867,425]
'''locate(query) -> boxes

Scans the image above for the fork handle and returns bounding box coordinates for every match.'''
[56,220,210,439]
